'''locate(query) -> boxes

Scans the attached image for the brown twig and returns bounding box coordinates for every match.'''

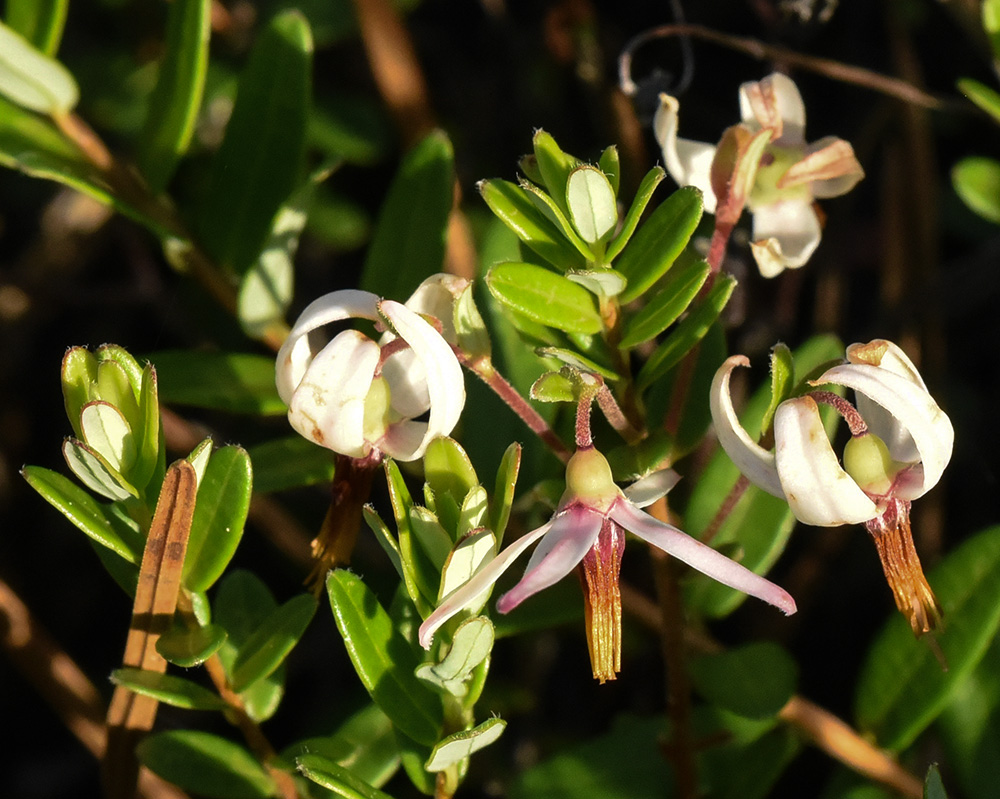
[618,24,955,112]
[103,461,198,799]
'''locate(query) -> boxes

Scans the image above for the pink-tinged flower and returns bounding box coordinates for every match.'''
[275,284,465,462]
[418,448,796,683]
[654,72,864,277]
[711,339,954,634]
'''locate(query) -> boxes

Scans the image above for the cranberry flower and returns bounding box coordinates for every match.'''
[711,339,954,634]
[418,447,796,683]
[275,285,465,462]
[654,72,864,277]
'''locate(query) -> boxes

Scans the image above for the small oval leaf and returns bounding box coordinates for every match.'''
[0,20,78,113]
[566,165,617,244]
[487,262,602,335]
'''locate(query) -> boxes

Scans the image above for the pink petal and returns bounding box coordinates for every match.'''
[418,521,553,649]
[496,505,604,614]
[739,72,805,145]
[773,397,878,525]
[610,498,797,615]
[783,136,864,197]
[709,355,785,498]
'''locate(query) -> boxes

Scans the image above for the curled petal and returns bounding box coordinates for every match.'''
[773,397,878,525]
[380,347,430,419]
[653,93,719,213]
[709,356,784,498]
[379,299,466,461]
[782,136,864,196]
[845,340,925,463]
[610,498,797,615]
[287,331,379,458]
[814,363,954,498]
[739,72,805,145]
[418,521,553,649]
[276,289,380,403]
[404,273,469,344]
[749,199,821,276]
[623,469,681,508]
[496,505,604,614]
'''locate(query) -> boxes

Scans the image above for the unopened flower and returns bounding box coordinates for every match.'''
[275,285,465,462]
[654,72,864,277]
[711,339,954,634]
[419,448,796,683]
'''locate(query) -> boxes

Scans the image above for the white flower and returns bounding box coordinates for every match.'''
[710,339,954,634]
[275,283,466,462]
[654,72,864,277]
[418,448,795,682]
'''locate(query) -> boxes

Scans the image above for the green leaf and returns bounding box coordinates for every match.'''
[855,525,1000,751]
[689,643,798,719]
[924,765,947,799]
[534,347,617,380]
[637,273,735,390]
[531,129,579,217]
[297,755,396,799]
[138,730,275,799]
[605,166,665,262]
[0,20,77,113]
[616,186,703,303]
[762,343,794,433]
[415,615,494,696]
[566,268,627,299]
[230,593,318,692]
[489,442,521,545]
[62,438,137,501]
[199,10,312,274]
[360,130,454,300]
[133,364,162,497]
[213,570,285,721]
[598,145,620,195]
[284,703,400,791]
[478,178,587,271]
[21,465,143,563]
[111,668,227,710]
[149,351,284,415]
[156,623,228,667]
[326,570,443,745]
[183,446,252,593]
[683,335,844,617]
[247,436,334,494]
[424,717,506,772]
[383,460,433,613]
[308,95,390,166]
[509,714,668,799]
[408,507,452,570]
[957,77,1000,126]
[952,156,1000,224]
[138,0,211,192]
[4,0,68,55]
[423,437,479,510]
[618,258,709,349]
[566,165,617,244]
[487,262,602,335]
[61,346,98,438]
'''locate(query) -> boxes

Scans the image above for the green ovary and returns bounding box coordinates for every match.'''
[564,447,618,506]
[362,376,396,443]
[748,144,812,209]
[843,433,905,496]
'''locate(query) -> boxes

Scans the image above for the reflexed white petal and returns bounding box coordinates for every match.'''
[749,199,821,275]
[379,418,428,461]
[844,340,925,464]
[814,363,954,498]
[276,289,380,403]
[623,469,681,508]
[611,498,797,615]
[287,330,379,457]
[773,398,878,525]
[418,521,553,649]
[709,356,785,498]
[795,136,865,197]
[653,93,719,214]
[380,299,465,460]
[405,273,469,345]
[496,505,603,613]
[739,72,805,145]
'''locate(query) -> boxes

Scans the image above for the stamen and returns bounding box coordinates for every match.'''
[578,519,625,683]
